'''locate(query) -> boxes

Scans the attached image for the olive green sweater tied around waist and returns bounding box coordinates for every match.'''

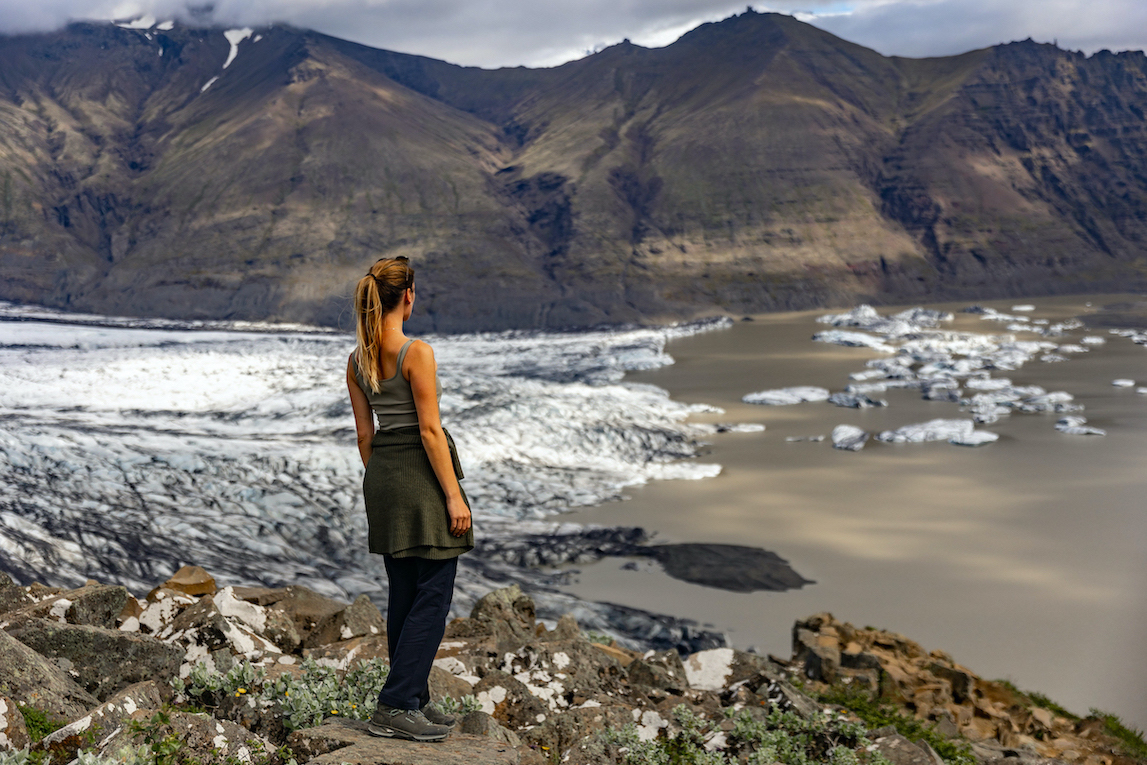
[363,425,474,559]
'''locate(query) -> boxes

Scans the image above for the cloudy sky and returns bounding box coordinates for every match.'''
[2,0,1146,68]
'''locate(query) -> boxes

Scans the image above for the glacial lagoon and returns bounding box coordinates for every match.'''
[565,294,1147,730]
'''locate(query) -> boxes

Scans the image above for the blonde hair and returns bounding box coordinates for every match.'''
[354,257,415,393]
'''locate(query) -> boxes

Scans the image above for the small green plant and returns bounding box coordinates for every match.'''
[815,686,974,765]
[128,712,184,765]
[1027,693,1078,722]
[1089,709,1147,761]
[15,705,64,743]
[73,745,151,765]
[584,630,614,645]
[434,695,483,716]
[0,749,31,765]
[600,703,886,765]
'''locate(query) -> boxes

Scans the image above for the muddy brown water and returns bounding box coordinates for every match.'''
[564,294,1147,728]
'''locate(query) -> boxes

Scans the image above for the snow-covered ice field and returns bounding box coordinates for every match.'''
[0,303,727,622]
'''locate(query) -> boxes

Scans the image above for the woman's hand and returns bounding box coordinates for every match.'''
[447,495,472,537]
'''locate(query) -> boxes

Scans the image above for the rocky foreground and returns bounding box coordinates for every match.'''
[0,567,1139,765]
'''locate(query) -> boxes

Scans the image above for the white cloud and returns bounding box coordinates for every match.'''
[0,0,1143,68]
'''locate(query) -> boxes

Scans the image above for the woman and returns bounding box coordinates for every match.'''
[346,256,474,742]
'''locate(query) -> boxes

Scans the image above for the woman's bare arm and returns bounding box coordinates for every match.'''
[406,341,472,537]
[347,357,375,468]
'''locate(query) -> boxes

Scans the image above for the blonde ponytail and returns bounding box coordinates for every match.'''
[354,257,415,393]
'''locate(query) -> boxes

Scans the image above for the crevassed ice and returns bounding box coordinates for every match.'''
[0,313,729,604]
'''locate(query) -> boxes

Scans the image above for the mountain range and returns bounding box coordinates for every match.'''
[1,10,1146,331]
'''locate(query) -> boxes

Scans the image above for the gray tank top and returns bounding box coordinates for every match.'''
[352,339,442,430]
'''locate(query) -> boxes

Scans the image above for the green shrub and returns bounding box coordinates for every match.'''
[14,705,64,743]
[1089,709,1147,761]
[174,657,476,730]
[0,749,31,765]
[815,686,974,765]
[601,703,889,765]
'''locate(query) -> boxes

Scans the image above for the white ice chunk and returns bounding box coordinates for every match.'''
[1081,336,1106,345]
[877,419,976,443]
[201,76,219,92]
[742,386,829,406]
[831,425,868,451]
[950,430,999,446]
[1012,305,1035,312]
[223,28,254,69]
[156,21,174,30]
[1112,379,1136,387]
[812,330,895,353]
[1056,416,1105,436]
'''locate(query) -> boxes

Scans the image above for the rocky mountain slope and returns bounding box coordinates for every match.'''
[1,11,1147,330]
[1,567,1141,765]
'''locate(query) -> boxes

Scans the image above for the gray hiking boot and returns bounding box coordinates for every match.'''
[367,705,450,742]
[420,702,457,728]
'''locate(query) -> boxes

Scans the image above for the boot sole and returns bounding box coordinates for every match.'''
[367,722,448,742]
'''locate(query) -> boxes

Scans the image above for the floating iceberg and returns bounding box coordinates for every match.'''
[1112,379,1136,387]
[876,419,994,446]
[831,425,869,451]
[812,330,896,353]
[742,387,830,406]
[1055,416,1106,436]
[828,392,887,409]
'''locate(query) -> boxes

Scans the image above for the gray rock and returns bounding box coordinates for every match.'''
[873,734,939,765]
[288,718,523,765]
[5,618,182,700]
[0,695,30,751]
[627,649,688,691]
[521,704,635,758]
[304,594,385,649]
[472,671,550,731]
[460,711,522,747]
[0,575,33,617]
[98,709,268,765]
[1,584,129,629]
[470,586,537,651]
[0,629,97,720]
[40,681,168,762]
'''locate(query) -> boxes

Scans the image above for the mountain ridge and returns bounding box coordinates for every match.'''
[1,11,1146,331]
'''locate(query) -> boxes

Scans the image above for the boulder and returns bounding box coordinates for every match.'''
[5,618,183,700]
[0,696,30,751]
[0,574,32,616]
[872,734,940,765]
[164,592,282,664]
[469,585,536,650]
[261,586,348,641]
[136,589,198,634]
[473,671,550,731]
[0,629,97,719]
[627,649,689,691]
[305,635,389,669]
[460,711,521,747]
[98,709,267,764]
[287,718,523,764]
[429,665,476,702]
[0,584,129,629]
[159,566,216,597]
[521,704,635,757]
[498,639,626,709]
[39,681,168,762]
[303,594,385,649]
